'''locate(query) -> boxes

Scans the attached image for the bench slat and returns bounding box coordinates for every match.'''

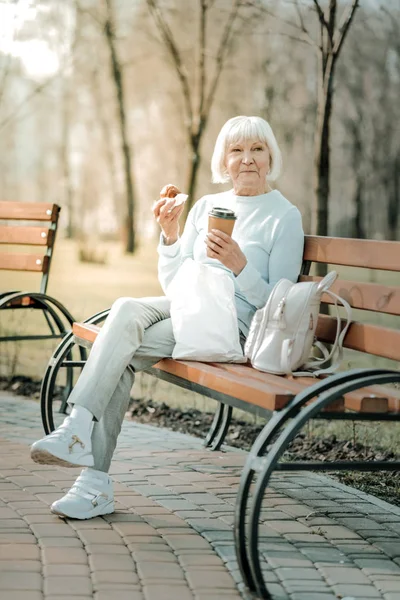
[0,202,59,222]
[0,226,54,246]
[154,359,294,411]
[214,363,394,414]
[73,322,99,343]
[304,236,400,272]
[0,253,48,272]
[316,315,400,361]
[300,275,400,316]
[212,363,344,412]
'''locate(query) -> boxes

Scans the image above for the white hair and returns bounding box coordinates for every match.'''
[211,115,282,184]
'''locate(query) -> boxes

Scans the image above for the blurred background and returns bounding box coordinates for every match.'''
[1,0,399,381]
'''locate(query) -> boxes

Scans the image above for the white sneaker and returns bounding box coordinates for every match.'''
[51,468,114,519]
[30,417,94,468]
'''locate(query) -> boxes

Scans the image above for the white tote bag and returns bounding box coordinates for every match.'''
[168,258,245,362]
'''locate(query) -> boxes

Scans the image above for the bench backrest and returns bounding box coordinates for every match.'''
[0,201,61,295]
[301,235,400,363]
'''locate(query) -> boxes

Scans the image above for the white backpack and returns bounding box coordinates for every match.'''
[244,271,352,376]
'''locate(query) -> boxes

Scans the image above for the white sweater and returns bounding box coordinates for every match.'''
[157,189,304,336]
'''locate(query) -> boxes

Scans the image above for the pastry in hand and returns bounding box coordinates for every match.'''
[160,184,180,198]
[159,184,188,207]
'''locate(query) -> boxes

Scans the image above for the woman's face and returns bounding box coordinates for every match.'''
[225,138,271,196]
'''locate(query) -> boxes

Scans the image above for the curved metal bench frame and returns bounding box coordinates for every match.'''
[0,291,75,343]
[234,368,400,599]
[40,309,110,434]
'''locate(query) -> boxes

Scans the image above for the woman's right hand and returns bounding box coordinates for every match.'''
[152,197,185,245]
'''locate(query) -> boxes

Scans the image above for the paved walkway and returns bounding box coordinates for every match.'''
[0,392,399,600]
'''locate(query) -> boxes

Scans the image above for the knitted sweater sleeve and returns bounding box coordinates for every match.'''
[157,206,198,295]
[234,206,304,308]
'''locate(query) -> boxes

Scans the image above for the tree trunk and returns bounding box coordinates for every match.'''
[313,86,333,238]
[104,0,136,253]
[313,56,336,277]
[60,86,74,239]
[388,154,400,240]
[184,122,206,216]
[185,144,201,217]
[353,179,365,239]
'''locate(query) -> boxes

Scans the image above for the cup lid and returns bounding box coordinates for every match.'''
[208,207,236,219]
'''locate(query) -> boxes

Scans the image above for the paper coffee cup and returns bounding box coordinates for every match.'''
[208,207,236,236]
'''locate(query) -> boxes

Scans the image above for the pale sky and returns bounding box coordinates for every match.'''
[0,0,59,78]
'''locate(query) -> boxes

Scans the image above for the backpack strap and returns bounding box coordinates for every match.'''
[285,291,352,377]
[301,291,352,374]
[317,271,338,293]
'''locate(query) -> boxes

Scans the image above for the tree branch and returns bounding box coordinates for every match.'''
[327,0,337,47]
[245,0,307,32]
[293,0,319,48]
[245,0,318,49]
[312,0,328,28]
[294,0,310,37]
[254,29,316,47]
[333,0,360,60]
[146,0,193,128]
[204,0,241,116]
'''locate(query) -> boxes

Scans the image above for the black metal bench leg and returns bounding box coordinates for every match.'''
[245,370,400,599]
[204,402,225,448]
[209,404,232,450]
[204,403,233,451]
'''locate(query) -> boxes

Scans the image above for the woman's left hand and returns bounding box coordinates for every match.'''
[205,229,247,276]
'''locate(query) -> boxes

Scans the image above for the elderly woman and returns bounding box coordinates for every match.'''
[31,115,304,519]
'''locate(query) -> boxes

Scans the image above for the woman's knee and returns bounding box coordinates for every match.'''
[109,297,142,323]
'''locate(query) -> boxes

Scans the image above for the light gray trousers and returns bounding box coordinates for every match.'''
[68,296,175,472]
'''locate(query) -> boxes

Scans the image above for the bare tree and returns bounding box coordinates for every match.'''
[103,0,137,252]
[146,0,244,213]
[308,0,360,238]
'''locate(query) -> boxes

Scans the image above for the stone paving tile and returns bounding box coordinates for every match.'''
[43,564,91,576]
[0,572,42,590]
[142,584,193,600]
[1,393,400,600]
[0,593,43,600]
[46,597,92,600]
[43,575,93,595]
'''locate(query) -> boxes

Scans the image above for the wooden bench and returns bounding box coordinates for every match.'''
[0,201,75,359]
[39,234,400,599]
